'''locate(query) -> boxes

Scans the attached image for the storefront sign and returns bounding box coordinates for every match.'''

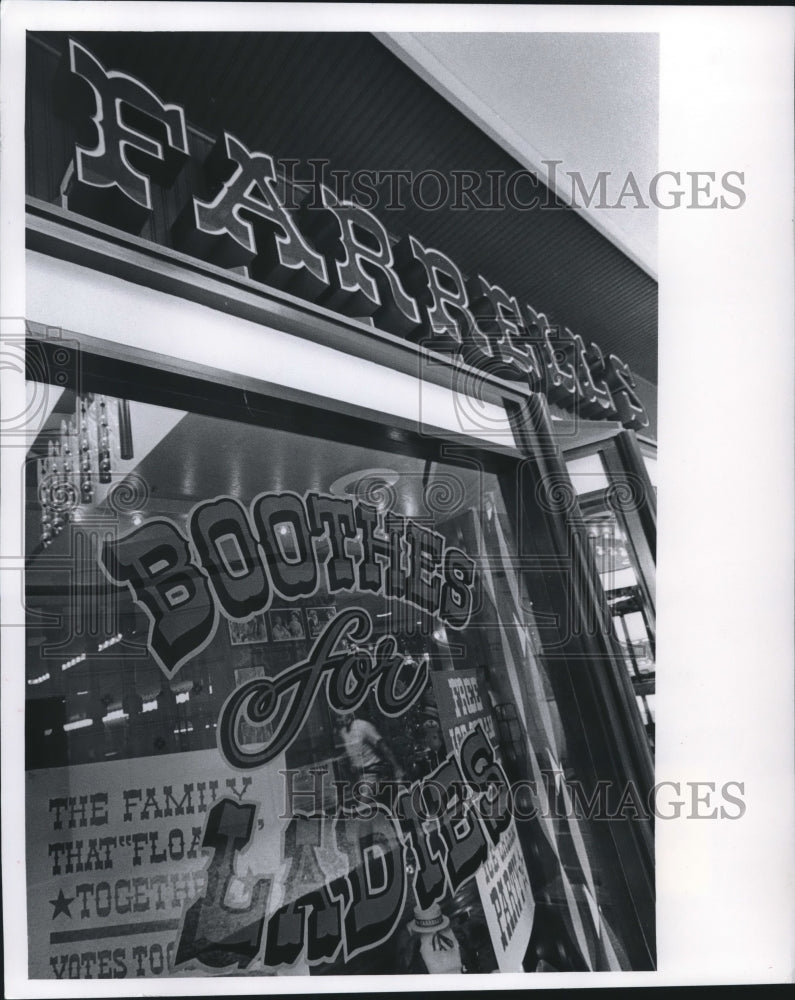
[431,669,534,971]
[59,39,648,431]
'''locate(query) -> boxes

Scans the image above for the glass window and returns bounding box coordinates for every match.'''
[564,436,656,755]
[564,453,609,494]
[26,382,638,978]
[584,508,655,747]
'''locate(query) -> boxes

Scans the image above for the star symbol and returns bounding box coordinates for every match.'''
[50,888,74,919]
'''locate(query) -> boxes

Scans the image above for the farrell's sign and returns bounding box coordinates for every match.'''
[60,40,648,431]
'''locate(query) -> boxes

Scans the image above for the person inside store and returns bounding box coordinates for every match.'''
[334,711,405,799]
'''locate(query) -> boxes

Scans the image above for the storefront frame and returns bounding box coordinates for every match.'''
[25,196,655,971]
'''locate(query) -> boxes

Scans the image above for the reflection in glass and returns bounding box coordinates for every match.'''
[25,384,637,975]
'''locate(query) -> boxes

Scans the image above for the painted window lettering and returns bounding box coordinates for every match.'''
[174,725,511,973]
[25,389,619,976]
[99,490,479,677]
[217,607,429,770]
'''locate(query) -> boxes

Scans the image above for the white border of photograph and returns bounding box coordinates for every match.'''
[2,3,793,995]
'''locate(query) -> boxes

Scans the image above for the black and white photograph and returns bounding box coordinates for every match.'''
[0,2,792,995]
[305,605,337,638]
[228,611,269,646]
[269,608,306,642]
